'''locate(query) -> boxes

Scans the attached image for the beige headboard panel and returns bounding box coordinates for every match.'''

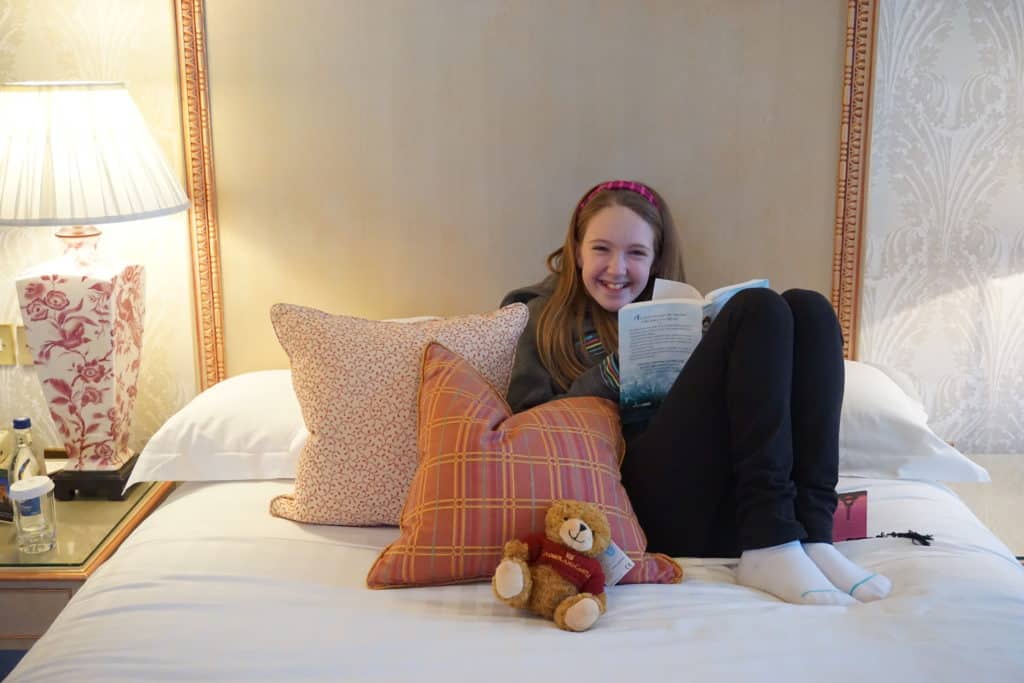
[176,0,875,380]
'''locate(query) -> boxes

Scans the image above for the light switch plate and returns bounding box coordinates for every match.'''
[16,325,34,366]
[0,324,16,366]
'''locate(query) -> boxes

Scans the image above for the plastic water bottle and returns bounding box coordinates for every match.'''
[9,417,45,485]
[9,475,57,553]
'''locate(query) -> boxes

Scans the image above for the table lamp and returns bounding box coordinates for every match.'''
[0,82,189,500]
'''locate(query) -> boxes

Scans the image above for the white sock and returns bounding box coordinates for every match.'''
[736,540,856,606]
[804,542,891,602]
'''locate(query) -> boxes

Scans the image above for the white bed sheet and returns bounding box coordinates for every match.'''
[9,477,1024,683]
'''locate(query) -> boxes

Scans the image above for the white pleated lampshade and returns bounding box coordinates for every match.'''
[0,81,189,227]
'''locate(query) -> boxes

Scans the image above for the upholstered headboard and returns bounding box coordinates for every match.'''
[174,0,876,383]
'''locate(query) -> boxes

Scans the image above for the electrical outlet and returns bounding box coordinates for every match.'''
[0,324,16,366]
[16,325,34,366]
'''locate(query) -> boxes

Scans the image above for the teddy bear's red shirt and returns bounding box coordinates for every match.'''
[523,533,606,596]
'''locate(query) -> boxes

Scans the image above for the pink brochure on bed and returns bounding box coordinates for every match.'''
[833,490,868,542]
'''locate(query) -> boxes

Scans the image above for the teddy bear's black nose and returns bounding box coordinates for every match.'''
[579,523,588,532]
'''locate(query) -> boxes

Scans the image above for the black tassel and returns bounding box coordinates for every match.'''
[875,530,933,546]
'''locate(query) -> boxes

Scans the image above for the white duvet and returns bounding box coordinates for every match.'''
[9,478,1024,682]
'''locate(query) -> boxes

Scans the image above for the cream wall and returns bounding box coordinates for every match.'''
[859,0,1024,454]
[204,0,848,374]
[0,0,196,452]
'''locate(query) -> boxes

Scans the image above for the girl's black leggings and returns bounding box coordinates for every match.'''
[621,288,844,558]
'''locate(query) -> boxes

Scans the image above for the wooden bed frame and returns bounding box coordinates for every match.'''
[173,0,879,389]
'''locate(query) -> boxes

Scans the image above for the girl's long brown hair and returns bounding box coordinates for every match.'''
[536,184,685,390]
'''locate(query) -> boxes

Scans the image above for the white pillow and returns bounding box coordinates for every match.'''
[128,358,984,487]
[862,360,925,408]
[126,370,307,489]
[840,360,989,482]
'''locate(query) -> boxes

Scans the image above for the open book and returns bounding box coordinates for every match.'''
[617,277,769,423]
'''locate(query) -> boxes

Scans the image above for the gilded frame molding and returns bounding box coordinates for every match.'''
[832,0,878,359]
[173,0,878,375]
[175,0,225,390]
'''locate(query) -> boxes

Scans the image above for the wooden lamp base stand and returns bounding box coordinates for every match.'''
[52,454,140,502]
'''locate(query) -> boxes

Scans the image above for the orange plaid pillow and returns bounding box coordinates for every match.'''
[367,343,682,588]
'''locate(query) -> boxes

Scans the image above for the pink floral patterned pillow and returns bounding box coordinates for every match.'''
[269,302,528,526]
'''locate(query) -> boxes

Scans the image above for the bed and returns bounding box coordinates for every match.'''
[6,349,1024,682]
[7,475,1023,682]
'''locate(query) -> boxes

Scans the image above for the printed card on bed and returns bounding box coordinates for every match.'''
[833,489,868,542]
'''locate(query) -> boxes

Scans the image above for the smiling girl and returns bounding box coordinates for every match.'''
[501,180,890,605]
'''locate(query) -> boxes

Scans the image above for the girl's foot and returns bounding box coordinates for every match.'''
[737,540,856,606]
[803,542,891,602]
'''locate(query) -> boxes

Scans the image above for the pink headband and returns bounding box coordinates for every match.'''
[577,180,658,215]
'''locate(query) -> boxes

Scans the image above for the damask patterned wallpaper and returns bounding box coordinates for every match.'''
[0,0,196,452]
[860,0,1024,453]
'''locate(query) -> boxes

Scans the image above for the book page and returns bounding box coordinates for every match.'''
[652,278,702,301]
[702,278,770,323]
[703,278,770,305]
[618,300,703,422]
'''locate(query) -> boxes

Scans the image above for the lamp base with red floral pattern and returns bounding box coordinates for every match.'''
[15,233,145,473]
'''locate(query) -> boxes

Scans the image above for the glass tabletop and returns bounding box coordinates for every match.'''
[0,481,154,568]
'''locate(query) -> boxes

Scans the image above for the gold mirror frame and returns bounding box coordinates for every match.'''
[173,0,877,388]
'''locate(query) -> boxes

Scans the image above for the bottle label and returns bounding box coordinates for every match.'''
[13,446,39,481]
[17,497,41,517]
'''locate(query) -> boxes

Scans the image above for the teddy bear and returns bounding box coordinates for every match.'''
[492,499,611,632]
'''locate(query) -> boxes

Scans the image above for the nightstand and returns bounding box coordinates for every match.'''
[0,480,173,652]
